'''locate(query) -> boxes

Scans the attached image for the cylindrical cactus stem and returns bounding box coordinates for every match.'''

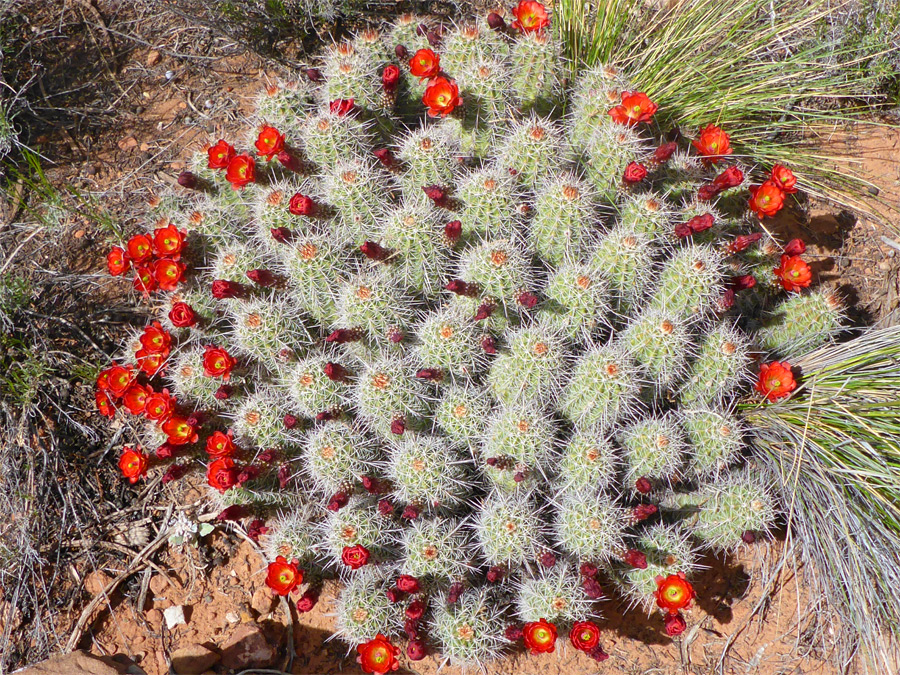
[334,271,414,349]
[264,503,321,567]
[579,121,646,203]
[444,55,512,157]
[487,322,567,407]
[509,29,564,115]
[556,429,619,494]
[167,345,245,409]
[567,63,632,147]
[614,524,699,610]
[530,173,600,265]
[302,420,380,495]
[431,587,510,666]
[474,489,548,569]
[354,355,432,439]
[254,78,317,138]
[414,306,488,380]
[590,225,657,315]
[554,489,628,563]
[648,243,727,320]
[756,288,845,357]
[678,322,752,406]
[434,384,493,449]
[386,433,475,515]
[560,343,644,428]
[319,39,385,113]
[209,239,273,284]
[320,496,399,568]
[336,564,406,643]
[456,165,522,242]
[321,158,393,245]
[275,232,346,326]
[619,414,689,490]
[622,308,694,390]
[514,562,596,631]
[681,407,744,479]
[226,296,312,370]
[395,124,461,199]
[494,115,567,190]
[440,21,511,77]
[480,403,556,492]
[455,238,534,320]
[301,107,373,168]
[540,261,612,344]
[617,191,678,240]
[400,517,476,582]
[230,386,303,451]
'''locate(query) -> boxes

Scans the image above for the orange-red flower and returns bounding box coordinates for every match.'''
[692,124,732,164]
[106,364,134,397]
[225,154,256,190]
[511,0,550,33]
[144,389,175,422]
[422,76,461,118]
[162,415,199,446]
[122,383,151,415]
[755,361,797,402]
[153,258,186,292]
[133,265,157,295]
[341,544,370,569]
[747,180,785,219]
[356,634,400,675]
[569,620,600,652]
[107,246,130,276]
[96,390,115,418]
[207,457,239,492]
[126,234,153,264]
[773,254,812,292]
[609,91,657,126]
[119,447,149,484]
[206,430,236,459]
[96,368,112,391]
[382,64,400,93]
[207,139,235,169]
[770,164,798,194]
[153,224,186,259]
[139,321,172,355]
[265,556,303,596]
[203,345,236,380]
[409,48,440,80]
[169,301,197,328]
[255,126,285,161]
[523,618,557,654]
[136,349,168,377]
[655,573,696,614]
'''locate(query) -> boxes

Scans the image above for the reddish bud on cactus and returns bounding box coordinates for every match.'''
[664,612,687,637]
[474,303,494,321]
[406,600,425,620]
[177,171,197,189]
[296,588,320,613]
[258,449,279,463]
[305,68,323,82]
[505,625,524,642]
[718,288,735,311]
[386,587,404,604]
[589,645,610,662]
[388,329,404,343]
[675,213,715,238]
[360,241,391,261]
[447,582,464,604]
[486,456,499,467]
[423,185,447,205]
[236,465,261,486]
[329,98,355,116]
[155,442,177,459]
[635,476,652,494]
[283,414,298,429]
[513,471,525,483]
[378,499,395,516]
[444,220,462,241]
[317,410,339,422]
[270,226,293,243]
[391,418,406,435]
[487,566,505,583]
[326,329,361,344]
[277,150,302,172]
[517,291,539,308]
[289,193,316,216]
[784,238,806,256]
[742,530,757,544]
[407,640,427,661]
[426,30,441,47]
[327,491,350,512]
[623,549,648,569]
[382,64,400,94]
[404,618,421,640]
[632,503,658,522]
[415,368,443,381]
[278,464,292,489]
[623,161,648,184]
[487,12,506,30]
[395,44,409,60]
[373,147,397,168]
[481,335,497,354]
[324,362,350,382]
[729,232,763,252]
[652,141,678,164]
[247,269,277,287]
[161,463,188,484]
[729,274,757,291]
[582,577,604,600]
[539,551,557,568]
[397,575,420,593]
[446,279,476,296]
[401,503,420,520]
[216,505,248,522]
[214,384,232,400]
[580,563,599,579]
[211,279,244,299]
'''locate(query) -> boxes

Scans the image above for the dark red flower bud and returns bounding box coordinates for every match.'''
[487,566,504,583]
[395,44,409,60]
[517,291,539,308]
[487,12,506,30]
[326,491,349,512]
[216,505,247,522]
[474,303,494,321]
[674,222,693,238]
[378,499,395,516]
[423,185,447,205]
[156,442,177,459]
[283,414,298,429]
[277,150,302,173]
[416,368,443,381]
[486,456,499,467]
[246,269,277,287]
[719,288,735,311]
[236,465,261,485]
[278,464,292,489]
[391,418,406,436]
[688,213,715,234]
[401,503,419,520]
[270,226,293,243]
[664,612,687,637]
[388,329,404,343]
[623,161,648,184]
[258,449,279,463]
[729,232,763,252]
[713,166,744,190]
[373,147,397,168]
[360,241,391,261]
[742,530,757,544]
[211,279,244,299]
[444,220,462,241]
[729,274,757,291]
[386,587,404,604]
[316,410,339,422]
[582,577,604,600]
[396,575,420,593]
[580,562,599,579]
[697,184,720,201]
[784,238,806,256]
[406,599,425,621]
[623,549,648,569]
[446,279,475,296]
[186,411,205,428]
[214,384,232,400]
[305,68,323,82]
[382,64,400,93]
[539,551,557,568]
[447,582,464,604]
[329,98,354,116]
[589,645,610,662]
[326,329,361,344]
[513,471,525,483]
[505,625,524,641]
[288,192,316,216]
[632,503,658,522]
[652,141,678,164]
[296,588,319,613]
[404,618,420,640]
[481,335,497,354]
[246,519,269,542]
[361,475,381,494]
[407,639,427,661]
[635,476,652,494]
[177,171,198,189]
[324,362,350,382]
[161,463,187,484]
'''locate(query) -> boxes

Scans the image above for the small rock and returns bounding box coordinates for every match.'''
[220,623,276,671]
[149,575,167,595]
[163,605,187,629]
[16,650,131,674]
[147,49,162,66]
[225,611,240,624]
[117,136,138,151]
[145,608,163,627]
[170,644,220,675]
[250,587,276,617]
[139,142,150,152]
[183,116,193,125]
[84,570,111,596]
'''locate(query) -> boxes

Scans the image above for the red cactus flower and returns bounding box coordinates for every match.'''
[755,361,797,402]
[107,246,130,276]
[207,139,235,169]
[211,279,244,299]
[118,447,149,484]
[225,154,256,190]
[773,254,812,292]
[511,0,550,33]
[296,588,319,612]
[144,389,175,422]
[728,232,763,253]
[139,322,172,355]
[770,164,798,194]
[207,457,239,492]
[396,575,419,593]
[152,224,186,259]
[655,573,696,614]
[206,430,236,459]
[265,555,303,596]
[122,383,151,415]
[162,415,199,446]
[152,258,185,292]
[748,180,786,219]
[203,345,236,380]
[342,544,371,569]
[623,161,648,184]
[133,265,157,295]
[692,124,732,164]
[523,618,557,654]
[126,234,153,264]
[409,48,440,80]
[569,620,600,652]
[97,366,113,390]
[422,76,461,117]
[288,192,316,216]
[329,98,355,116]
[664,612,687,636]
[382,64,400,93]
[652,141,677,164]
[168,301,197,328]
[255,125,285,161]
[609,91,658,126]
[136,349,168,376]
[106,364,135,397]
[96,390,115,418]
[356,634,400,674]
[783,238,806,256]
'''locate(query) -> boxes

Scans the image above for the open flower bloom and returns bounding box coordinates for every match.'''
[773,254,812,292]
[569,620,600,652]
[126,234,154,264]
[144,389,176,422]
[96,390,115,418]
[106,364,135,397]
[341,544,370,569]
[225,154,256,189]
[422,76,462,117]
[153,258,186,292]
[329,98,355,116]
[107,246,130,276]
[692,124,732,164]
[770,164,798,194]
[207,139,236,169]
[133,266,157,295]
[289,192,315,216]
[623,161,648,184]
[168,301,197,328]
[203,345,237,380]
[206,430,236,459]
[207,457,239,492]
[255,126,285,161]
[357,634,400,674]
[118,447,149,484]
[162,415,199,445]
[409,48,440,80]
[139,322,172,355]
[755,361,797,402]
[511,0,550,32]
[655,573,696,614]
[153,224,186,259]
[136,349,168,376]
[122,383,151,415]
[609,91,657,126]
[265,556,303,596]
[523,618,557,654]
[748,180,785,219]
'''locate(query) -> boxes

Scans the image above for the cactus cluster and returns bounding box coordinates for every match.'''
[97,2,844,668]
